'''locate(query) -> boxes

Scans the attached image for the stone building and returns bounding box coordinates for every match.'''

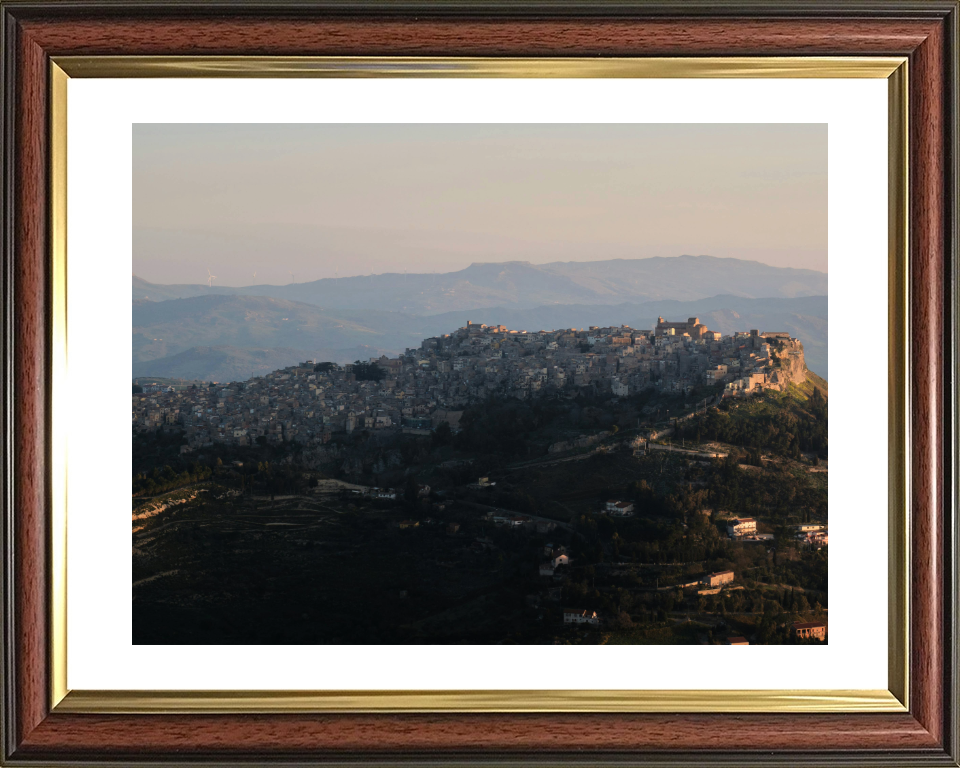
[655,316,711,339]
[792,621,827,640]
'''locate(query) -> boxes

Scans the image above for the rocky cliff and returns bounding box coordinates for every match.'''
[770,338,809,389]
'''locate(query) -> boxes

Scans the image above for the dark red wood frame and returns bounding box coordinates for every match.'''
[1,3,957,765]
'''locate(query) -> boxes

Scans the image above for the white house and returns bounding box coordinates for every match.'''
[701,570,735,588]
[798,523,825,533]
[606,500,635,517]
[727,518,757,537]
[563,609,600,626]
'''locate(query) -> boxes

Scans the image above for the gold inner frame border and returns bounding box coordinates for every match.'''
[48,55,909,714]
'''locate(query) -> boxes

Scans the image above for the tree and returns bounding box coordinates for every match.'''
[661,591,676,613]
[352,361,385,382]
[809,387,827,422]
[403,476,419,506]
[132,384,143,394]
[615,611,634,629]
[611,532,623,559]
[432,421,452,447]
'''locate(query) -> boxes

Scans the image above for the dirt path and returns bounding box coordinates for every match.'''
[648,443,728,459]
[460,500,574,532]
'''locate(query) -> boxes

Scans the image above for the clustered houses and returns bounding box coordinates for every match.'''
[416,318,803,402]
[796,523,828,547]
[798,529,829,547]
[132,318,804,448]
[132,358,463,450]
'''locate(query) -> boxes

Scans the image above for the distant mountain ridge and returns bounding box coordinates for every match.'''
[133,294,421,367]
[133,255,827,315]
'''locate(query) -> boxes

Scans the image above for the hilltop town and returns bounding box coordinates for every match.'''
[133,317,808,450]
[133,317,827,647]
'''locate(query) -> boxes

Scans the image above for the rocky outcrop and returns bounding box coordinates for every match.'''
[771,338,808,388]
[724,337,809,398]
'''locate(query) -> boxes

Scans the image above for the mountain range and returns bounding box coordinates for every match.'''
[132,259,829,383]
[133,255,827,315]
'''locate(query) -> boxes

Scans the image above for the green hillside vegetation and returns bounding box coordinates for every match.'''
[798,369,829,397]
[132,463,213,498]
[132,370,828,645]
[675,372,828,460]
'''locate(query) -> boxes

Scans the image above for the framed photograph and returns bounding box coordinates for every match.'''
[1,1,957,765]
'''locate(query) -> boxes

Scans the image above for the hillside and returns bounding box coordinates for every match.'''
[715,369,829,430]
[675,369,829,461]
[132,346,314,382]
[796,369,829,399]
[132,295,426,366]
[132,344,405,382]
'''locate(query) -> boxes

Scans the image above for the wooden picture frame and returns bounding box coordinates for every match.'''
[1,1,957,765]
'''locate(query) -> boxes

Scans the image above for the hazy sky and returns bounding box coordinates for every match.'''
[133,124,827,286]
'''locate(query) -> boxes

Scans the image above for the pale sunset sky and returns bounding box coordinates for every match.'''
[133,124,827,286]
